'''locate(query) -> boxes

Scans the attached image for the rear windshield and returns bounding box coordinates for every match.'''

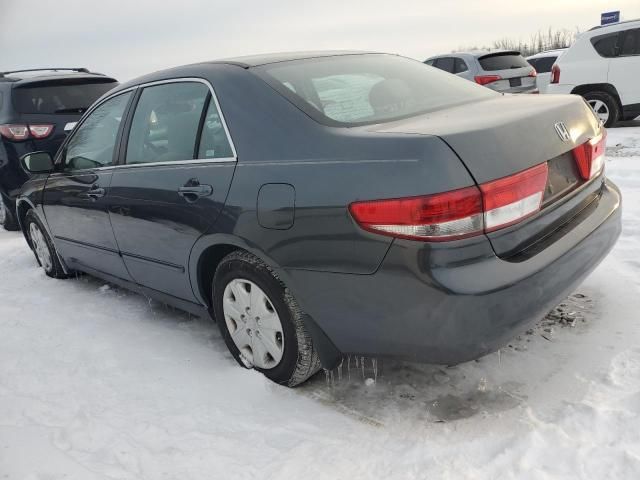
[528,56,557,73]
[478,53,530,71]
[13,80,117,114]
[255,54,495,126]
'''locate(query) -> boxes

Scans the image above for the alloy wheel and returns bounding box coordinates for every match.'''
[587,99,610,125]
[222,278,285,369]
[29,223,53,272]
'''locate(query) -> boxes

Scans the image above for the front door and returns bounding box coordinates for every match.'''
[43,91,133,280]
[108,81,236,301]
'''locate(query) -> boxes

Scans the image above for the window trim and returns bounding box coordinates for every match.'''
[53,77,237,174]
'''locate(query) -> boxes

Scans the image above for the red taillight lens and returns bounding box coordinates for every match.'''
[480,163,548,232]
[474,75,502,86]
[349,186,484,241]
[28,124,54,139]
[572,130,607,180]
[529,69,537,77]
[0,124,30,140]
[0,123,54,140]
[350,163,549,241]
[550,64,560,84]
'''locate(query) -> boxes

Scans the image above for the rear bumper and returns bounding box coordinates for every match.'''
[287,179,621,364]
[545,84,575,95]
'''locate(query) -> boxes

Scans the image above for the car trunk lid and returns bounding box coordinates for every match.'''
[368,94,604,256]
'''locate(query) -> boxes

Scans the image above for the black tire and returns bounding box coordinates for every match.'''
[0,194,19,231]
[24,210,68,279]
[213,250,321,386]
[583,91,620,128]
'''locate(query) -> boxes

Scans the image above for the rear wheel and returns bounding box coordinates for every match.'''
[0,194,19,231]
[24,210,68,279]
[213,251,321,386]
[584,91,619,128]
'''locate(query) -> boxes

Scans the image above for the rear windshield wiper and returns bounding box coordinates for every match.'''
[54,107,87,114]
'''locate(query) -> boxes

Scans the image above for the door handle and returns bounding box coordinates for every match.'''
[178,184,213,202]
[78,186,106,200]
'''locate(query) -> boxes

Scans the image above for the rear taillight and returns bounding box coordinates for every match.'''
[474,75,502,86]
[550,64,560,84]
[572,130,607,180]
[0,124,30,140]
[348,186,483,241]
[28,124,54,139]
[0,123,54,141]
[349,163,549,241]
[480,163,548,232]
[528,69,537,77]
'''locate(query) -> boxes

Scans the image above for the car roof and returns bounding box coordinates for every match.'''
[526,48,567,60]
[210,50,378,68]
[426,49,522,61]
[588,18,640,32]
[0,69,117,85]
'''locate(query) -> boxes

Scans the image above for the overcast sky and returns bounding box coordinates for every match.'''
[2,0,639,81]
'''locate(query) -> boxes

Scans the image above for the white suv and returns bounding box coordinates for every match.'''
[546,19,640,127]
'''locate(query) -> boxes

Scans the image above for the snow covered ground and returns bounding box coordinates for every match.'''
[1,124,639,480]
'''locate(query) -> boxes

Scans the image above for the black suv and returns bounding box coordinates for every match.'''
[0,68,117,230]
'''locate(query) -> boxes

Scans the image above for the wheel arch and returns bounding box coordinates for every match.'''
[571,83,623,115]
[16,198,35,246]
[189,235,343,369]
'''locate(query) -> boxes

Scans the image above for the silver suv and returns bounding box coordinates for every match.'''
[425,50,537,94]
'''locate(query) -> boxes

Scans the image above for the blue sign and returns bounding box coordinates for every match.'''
[601,11,620,25]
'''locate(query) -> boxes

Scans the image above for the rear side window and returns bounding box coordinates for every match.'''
[620,29,640,56]
[257,54,495,127]
[434,57,455,73]
[62,92,132,171]
[454,58,468,73]
[478,53,529,71]
[126,82,209,164]
[12,81,116,114]
[197,97,233,159]
[591,33,620,58]
[528,56,557,73]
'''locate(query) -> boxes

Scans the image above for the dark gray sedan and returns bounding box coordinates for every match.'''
[17,51,621,386]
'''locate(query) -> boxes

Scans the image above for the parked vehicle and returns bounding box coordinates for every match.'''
[17,52,621,386]
[425,50,537,93]
[546,19,640,127]
[527,48,566,94]
[0,68,118,230]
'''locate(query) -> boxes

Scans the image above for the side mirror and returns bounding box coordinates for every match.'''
[21,151,54,174]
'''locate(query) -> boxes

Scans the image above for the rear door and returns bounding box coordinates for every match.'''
[608,28,640,106]
[43,90,133,280]
[108,80,236,302]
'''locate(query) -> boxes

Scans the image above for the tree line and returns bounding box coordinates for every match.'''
[454,27,581,56]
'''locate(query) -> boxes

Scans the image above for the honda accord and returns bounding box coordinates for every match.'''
[16,51,621,386]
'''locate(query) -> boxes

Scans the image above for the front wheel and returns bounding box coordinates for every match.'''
[584,91,620,128]
[213,251,321,386]
[24,210,68,279]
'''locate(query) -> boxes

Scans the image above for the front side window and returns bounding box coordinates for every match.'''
[126,82,208,164]
[62,91,131,171]
[256,54,495,127]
